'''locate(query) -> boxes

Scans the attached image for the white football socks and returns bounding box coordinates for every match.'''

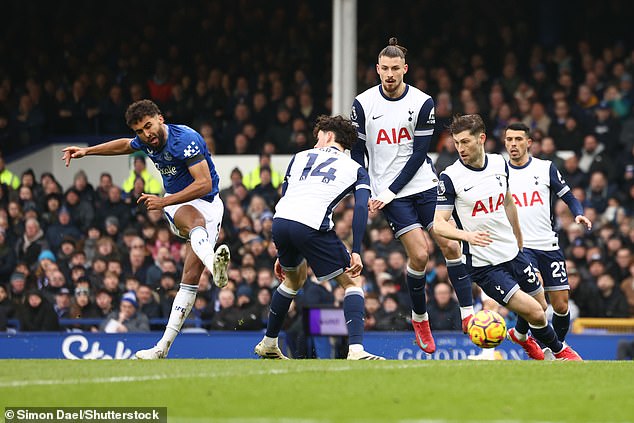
[189,226,216,274]
[460,306,475,320]
[411,311,429,322]
[157,283,198,352]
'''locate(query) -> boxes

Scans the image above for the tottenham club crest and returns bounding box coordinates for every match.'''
[437,180,446,195]
[350,105,357,121]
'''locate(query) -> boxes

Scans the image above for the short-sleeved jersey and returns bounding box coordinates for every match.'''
[130,124,220,202]
[437,154,518,267]
[507,157,571,251]
[351,84,436,197]
[274,146,370,231]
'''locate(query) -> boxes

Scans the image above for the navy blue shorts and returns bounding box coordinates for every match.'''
[470,252,543,305]
[272,218,350,282]
[382,187,437,238]
[522,248,569,291]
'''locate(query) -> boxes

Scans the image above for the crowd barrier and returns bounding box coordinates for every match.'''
[0,331,631,360]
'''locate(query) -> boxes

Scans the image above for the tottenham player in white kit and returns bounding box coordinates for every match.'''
[63,100,230,359]
[254,115,384,360]
[433,114,581,360]
[504,122,591,356]
[351,38,474,354]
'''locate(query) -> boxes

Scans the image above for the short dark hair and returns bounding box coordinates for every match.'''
[125,100,162,127]
[449,114,486,137]
[504,122,531,138]
[378,37,407,62]
[313,115,357,151]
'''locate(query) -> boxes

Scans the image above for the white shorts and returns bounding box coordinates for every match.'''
[163,194,224,244]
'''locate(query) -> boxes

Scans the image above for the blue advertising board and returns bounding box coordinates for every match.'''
[0,332,631,360]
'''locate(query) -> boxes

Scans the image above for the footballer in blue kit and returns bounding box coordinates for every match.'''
[63,100,230,359]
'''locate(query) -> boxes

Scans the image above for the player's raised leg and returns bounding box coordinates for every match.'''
[176,204,230,288]
[400,228,435,354]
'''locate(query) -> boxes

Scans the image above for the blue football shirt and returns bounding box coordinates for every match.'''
[130,124,219,202]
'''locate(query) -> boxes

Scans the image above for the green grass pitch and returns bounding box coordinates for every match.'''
[1,360,633,423]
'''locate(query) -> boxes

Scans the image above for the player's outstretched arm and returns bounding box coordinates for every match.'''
[62,138,135,167]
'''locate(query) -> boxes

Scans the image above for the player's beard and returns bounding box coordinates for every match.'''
[145,126,167,150]
[382,78,403,97]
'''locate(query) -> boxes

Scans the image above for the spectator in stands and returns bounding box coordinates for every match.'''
[68,284,100,331]
[266,105,294,153]
[96,186,132,231]
[427,281,462,331]
[101,270,123,307]
[209,288,241,330]
[15,217,49,269]
[18,290,60,331]
[136,284,162,319]
[585,171,617,214]
[64,187,95,233]
[596,273,629,318]
[53,287,72,320]
[242,152,284,191]
[122,153,162,195]
[45,207,82,254]
[94,172,114,211]
[363,292,381,331]
[374,293,409,331]
[94,288,114,319]
[251,167,280,210]
[99,291,149,333]
[591,101,622,155]
[123,244,152,284]
[219,168,245,202]
[578,134,614,180]
[561,154,588,189]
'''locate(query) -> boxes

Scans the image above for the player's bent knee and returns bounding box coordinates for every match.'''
[439,240,461,259]
[552,300,569,315]
[526,307,547,326]
[408,250,429,269]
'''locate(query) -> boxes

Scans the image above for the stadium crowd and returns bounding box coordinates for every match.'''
[1,1,634,355]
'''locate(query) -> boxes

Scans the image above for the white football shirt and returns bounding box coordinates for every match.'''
[351,84,437,197]
[507,157,571,251]
[274,146,370,231]
[437,154,519,267]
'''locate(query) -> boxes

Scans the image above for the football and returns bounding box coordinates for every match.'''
[467,309,507,348]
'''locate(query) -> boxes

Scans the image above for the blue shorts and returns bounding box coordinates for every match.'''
[382,187,437,238]
[470,252,543,305]
[272,218,350,282]
[522,248,569,291]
